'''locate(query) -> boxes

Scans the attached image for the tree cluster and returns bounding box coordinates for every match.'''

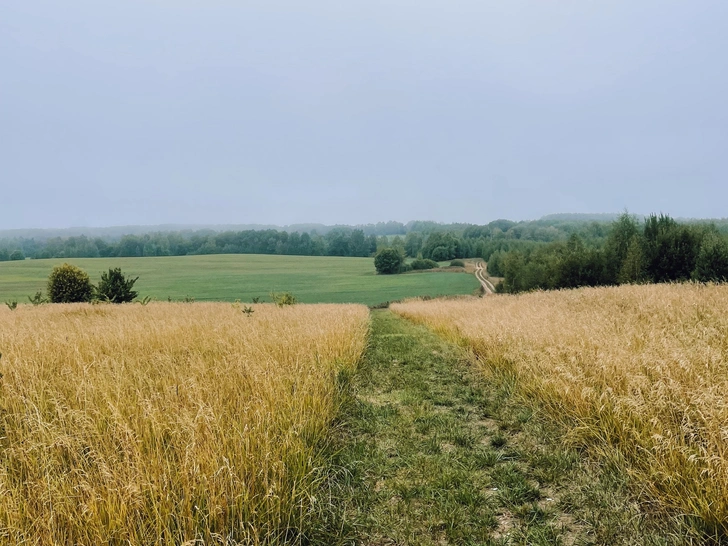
[46,264,139,303]
[494,214,728,293]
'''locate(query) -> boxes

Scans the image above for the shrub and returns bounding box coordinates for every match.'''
[411,258,439,270]
[271,292,297,306]
[450,259,465,267]
[47,263,93,303]
[374,248,404,274]
[9,250,25,261]
[96,268,139,303]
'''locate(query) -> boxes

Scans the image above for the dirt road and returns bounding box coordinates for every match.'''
[474,261,496,294]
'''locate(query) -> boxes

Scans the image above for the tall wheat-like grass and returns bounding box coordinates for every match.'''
[0,302,368,545]
[392,284,728,537]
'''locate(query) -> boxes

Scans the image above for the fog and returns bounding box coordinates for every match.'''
[1,1,726,229]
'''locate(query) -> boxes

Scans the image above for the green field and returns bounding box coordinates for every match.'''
[0,254,479,305]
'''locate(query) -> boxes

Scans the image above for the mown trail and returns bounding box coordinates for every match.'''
[331,310,690,546]
[334,311,580,546]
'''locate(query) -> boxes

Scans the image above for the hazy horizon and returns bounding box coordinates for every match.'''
[2,1,726,230]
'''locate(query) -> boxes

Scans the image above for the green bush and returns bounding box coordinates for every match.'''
[9,250,24,261]
[47,263,93,303]
[449,259,465,267]
[411,258,439,270]
[374,248,404,274]
[96,268,139,303]
[270,292,297,306]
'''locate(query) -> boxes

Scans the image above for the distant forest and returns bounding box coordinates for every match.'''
[0,217,602,261]
[2,216,728,291]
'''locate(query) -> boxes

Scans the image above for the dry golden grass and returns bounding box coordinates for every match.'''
[0,302,368,545]
[392,284,728,537]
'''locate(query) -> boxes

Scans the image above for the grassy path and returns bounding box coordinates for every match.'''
[331,311,686,546]
[335,311,572,545]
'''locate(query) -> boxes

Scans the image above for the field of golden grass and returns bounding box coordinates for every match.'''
[392,284,728,538]
[0,302,368,544]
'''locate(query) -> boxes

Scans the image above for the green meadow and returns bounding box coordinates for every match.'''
[0,254,479,306]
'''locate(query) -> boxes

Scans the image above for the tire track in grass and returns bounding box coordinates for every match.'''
[474,261,496,294]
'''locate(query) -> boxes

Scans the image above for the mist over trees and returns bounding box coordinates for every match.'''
[0,228,378,260]
[0,218,555,260]
[2,215,728,295]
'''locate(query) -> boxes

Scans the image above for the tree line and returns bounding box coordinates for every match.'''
[488,213,728,293]
[3,215,728,291]
[0,229,381,260]
[0,217,620,261]
[0,220,592,261]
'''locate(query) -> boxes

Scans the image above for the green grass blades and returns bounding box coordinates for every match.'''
[330,312,564,545]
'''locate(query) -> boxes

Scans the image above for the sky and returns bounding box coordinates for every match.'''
[1,1,727,229]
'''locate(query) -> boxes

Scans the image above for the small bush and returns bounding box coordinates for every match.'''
[411,258,439,270]
[9,250,25,261]
[271,292,297,306]
[450,259,465,267]
[96,268,139,303]
[5,300,18,311]
[47,263,93,303]
[374,248,404,274]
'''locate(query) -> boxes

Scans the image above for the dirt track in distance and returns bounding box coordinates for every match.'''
[474,261,496,294]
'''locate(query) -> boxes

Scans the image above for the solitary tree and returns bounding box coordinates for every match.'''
[374,248,404,274]
[47,263,93,303]
[96,268,139,303]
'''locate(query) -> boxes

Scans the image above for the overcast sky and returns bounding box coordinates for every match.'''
[1,1,726,229]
